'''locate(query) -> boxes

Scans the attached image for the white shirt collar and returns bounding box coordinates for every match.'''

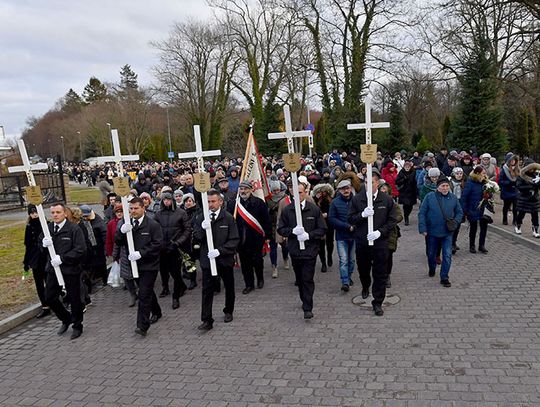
[301,200,306,210]
[373,190,378,200]
[211,208,221,219]
[55,219,67,231]
[133,215,145,225]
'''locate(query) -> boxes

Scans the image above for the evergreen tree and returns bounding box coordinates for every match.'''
[61,88,83,113]
[415,135,432,154]
[118,64,139,99]
[82,77,107,103]
[453,39,506,153]
[387,97,408,151]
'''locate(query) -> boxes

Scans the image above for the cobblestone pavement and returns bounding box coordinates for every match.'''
[1,212,539,407]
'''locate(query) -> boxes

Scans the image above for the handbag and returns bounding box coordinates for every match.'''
[435,195,458,232]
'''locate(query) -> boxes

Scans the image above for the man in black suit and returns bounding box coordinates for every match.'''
[42,203,87,340]
[194,189,240,331]
[348,169,399,316]
[115,197,163,336]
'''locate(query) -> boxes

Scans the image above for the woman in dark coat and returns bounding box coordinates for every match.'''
[515,159,540,237]
[312,183,335,273]
[498,154,520,225]
[23,204,50,318]
[461,166,490,253]
[395,159,417,225]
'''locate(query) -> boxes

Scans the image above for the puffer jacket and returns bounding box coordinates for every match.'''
[154,200,191,253]
[460,172,487,221]
[328,192,355,241]
[516,162,540,213]
[499,161,519,201]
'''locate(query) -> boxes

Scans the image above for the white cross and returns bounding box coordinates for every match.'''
[178,125,221,276]
[9,140,65,288]
[97,129,140,278]
[347,97,390,246]
[268,105,311,250]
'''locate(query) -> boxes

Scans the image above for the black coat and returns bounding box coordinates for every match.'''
[23,218,45,270]
[235,195,272,251]
[348,190,399,248]
[277,201,327,260]
[154,202,192,253]
[42,221,87,276]
[193,209,240,269]
[115,215,163,273]
[83,214,107,268]
[395,168,418,206]
[516,163,540,213]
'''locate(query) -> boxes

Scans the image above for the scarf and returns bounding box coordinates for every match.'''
[83,220,97,247]
[502,163,517,182]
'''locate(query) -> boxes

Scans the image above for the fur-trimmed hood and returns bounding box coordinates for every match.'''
[520,162,540,184]
[469,171,488,184]
[312,183,335,197]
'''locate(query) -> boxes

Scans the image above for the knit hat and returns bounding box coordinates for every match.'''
[451,167,464,175]
[161,192,173,200]
[161,186,173,193]
[174,189,183,197]
[371,168,381,178]
[182,193,195,205]
[480,153,491,159]
[269,180,281,191]
[428,168,440,178]
[437,178,450,186]
[239,180,253,189]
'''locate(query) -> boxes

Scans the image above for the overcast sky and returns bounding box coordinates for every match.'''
[0,0,213,141]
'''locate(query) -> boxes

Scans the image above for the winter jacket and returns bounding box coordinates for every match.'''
[388,204,404,252]
[329,192,355,241]
[499,163,519,201]
[134,179,152,196]
[105,216,121,257]
[23,218,45,270]
[419,191,463,237]
[115,215,163,273]
[278,200,327,259]
[235,195,272,251]
[347,189,399,248]
[516,163,540,213]
[154,201,192,253]
[267,192,287,241]
[381,163,399,198]
[193,209,240,269]
[42,220,87,276]
[395,168,417,206]
[460,172,487,221]
[419,178,437,202]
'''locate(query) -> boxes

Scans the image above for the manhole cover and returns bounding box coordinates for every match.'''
[352,293,400,307]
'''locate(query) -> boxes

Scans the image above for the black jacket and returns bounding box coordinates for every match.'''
[277,201,327,260]
[24,218,45,270]
[395,168,418,206]
[235,195,272,251]
[154,201,192,253]
[115,215,163,273]
[193,209,240,269]
[348,189,399,248]
[42,220,87,276]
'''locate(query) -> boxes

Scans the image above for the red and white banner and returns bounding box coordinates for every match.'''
[236,200,265,236]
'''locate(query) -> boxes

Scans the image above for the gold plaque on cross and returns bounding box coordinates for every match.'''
[283,153,301,172]
[360,144,378,164]
[26,186,43,206]
[194,172,211,193]
[113,177,131,197]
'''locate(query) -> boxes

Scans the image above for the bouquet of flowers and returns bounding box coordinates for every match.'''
[478,180,499,223]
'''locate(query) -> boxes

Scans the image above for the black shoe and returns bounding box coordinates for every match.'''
[452,247,457,255]
[404,220,409,226]
[321,265,327,273]
[328,258,333,267]
[36,308,51,319]
[224,313,233,323]
[149,314,161,324]
[172,299,180,310]
[188,281,197,290]
[469,246,477,254]
[341,284,350,292]
[304,311,314,319]
[159,289,170,298]
[257,280,264,289]
[242,287,254,294]
[349,278,354,286]
[386,277,392,288]
[502,219,508,225]
[128,293,137,307]
[198,321,213,331]
[428,269,435,277]
[134,327,147,337]
[441,279,452,288]
[178,288,187,297]
[373,305,384,316]
[361,289,369,299]
[57,323,70,335]
[70,329,82,340]
[478,246,488,254]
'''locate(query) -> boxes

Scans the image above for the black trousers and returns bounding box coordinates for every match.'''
[32,262,47,307]
[516,211,539,227]
[356,245,388,307]
[452,223,462,246]
[239,248,264,289]
[160,251,187,299]
[136,270,161,331]
[502,198,517,223]
[291,257,317,312]
[469,218,489,248]
[402,204,414,222]
[318,227,335,267]
[201,264,235,324]
[386,250,394,277]
[44,273,83,331]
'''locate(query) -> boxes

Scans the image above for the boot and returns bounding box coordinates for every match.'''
[283,258,289,270]
[469,245,477,254]
[272,266,278,278]
[128,292,137,307]
[515,225,522,234]
[452,244,457,255]
[478,246,488,254]
[533,227,540,239]
[321,264,327,273]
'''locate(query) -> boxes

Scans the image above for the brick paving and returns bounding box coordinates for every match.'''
[1,210,539,406]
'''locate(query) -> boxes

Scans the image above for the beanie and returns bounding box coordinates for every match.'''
[428,168,440,178]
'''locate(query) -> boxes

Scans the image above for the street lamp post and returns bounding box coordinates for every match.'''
[106,123,112,154]
[60,136,65,161]
[77,131,82,161]
[166,108,172,161]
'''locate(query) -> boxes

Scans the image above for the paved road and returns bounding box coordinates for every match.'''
[1,213,539,406]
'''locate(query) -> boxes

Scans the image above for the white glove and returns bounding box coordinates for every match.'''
[128,251,141,261]
[42,237,53,248]
[292,225,305,236]
[297,232,310,242]
[50,255,62,267]
[207,249,220,259]
[533,175,540,184]
[120,223,132,234]
[367,230,381,241]
[362,207,374,218]
[201,219,211,230]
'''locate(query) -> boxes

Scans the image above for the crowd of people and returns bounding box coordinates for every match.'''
[23,147,540,338]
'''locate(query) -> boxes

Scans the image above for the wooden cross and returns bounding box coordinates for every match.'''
[178,125,221,276]
[268,105,311,250]
[347,97,390,246]
[96,129,140,278]
[9,139,65,288]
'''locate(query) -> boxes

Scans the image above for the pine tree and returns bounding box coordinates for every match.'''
[387,97,408,151]
[61,88,83,113]
[453,38,506,153]
[415,135,432,154]
[118,64,139,99]
[82,77,107,103]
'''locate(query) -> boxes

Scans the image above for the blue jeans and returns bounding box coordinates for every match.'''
[336,240,355,285]
[269,239,288,266]
[427,234,453,280]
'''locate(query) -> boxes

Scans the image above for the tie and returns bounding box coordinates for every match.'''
[133,219,139,228]
[210,212,216,223]
[54,225,59,234]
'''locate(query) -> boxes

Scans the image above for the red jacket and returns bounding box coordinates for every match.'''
[105,217,121,257]
[381,163,399,198]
